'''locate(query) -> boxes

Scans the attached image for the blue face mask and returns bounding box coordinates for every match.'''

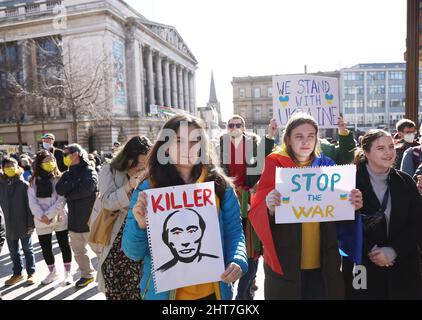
[42,142,52,150]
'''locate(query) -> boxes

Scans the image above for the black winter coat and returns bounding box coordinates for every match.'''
[0,175,34,240]
[56,158,98,233]
[344,164,422,299]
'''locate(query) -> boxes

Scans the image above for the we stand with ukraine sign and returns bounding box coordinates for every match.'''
[273,74,340,128]
[275,165,356,224]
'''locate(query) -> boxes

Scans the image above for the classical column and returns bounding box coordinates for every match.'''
[171,63,178,107]
[146,46,155,107]
[155,53,164,106]
[163,58,171,107]
[177,65,184,109]
[188,71,195,114]
[191,71,197,114]
[125,32,144,116]
[183,69,189,112]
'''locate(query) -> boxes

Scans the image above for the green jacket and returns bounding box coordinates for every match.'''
[320,131,356,165]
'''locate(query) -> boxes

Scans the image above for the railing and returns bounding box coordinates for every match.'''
[26,4,41,14]
[47,1,62,10]
[5,8,19,17]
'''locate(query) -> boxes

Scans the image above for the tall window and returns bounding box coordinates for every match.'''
[267,87,273,97]
[254,106,262,118]
[254,87,261,98]
[239,88,245,98]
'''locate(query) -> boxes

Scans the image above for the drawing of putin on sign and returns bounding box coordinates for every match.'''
[157,208,219,272]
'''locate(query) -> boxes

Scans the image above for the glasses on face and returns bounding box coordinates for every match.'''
[228,123,243,129]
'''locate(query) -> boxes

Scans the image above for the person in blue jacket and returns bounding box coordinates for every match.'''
[122,114,248,300]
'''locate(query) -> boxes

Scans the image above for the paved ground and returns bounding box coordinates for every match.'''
[0,233,105,300]
[0,232,264,300]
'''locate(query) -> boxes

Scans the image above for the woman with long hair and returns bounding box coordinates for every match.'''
[122,114,247,300]
[342,129,422,299]
[93,135,152,300]
[28,150,72,285]
[249,113,363,300]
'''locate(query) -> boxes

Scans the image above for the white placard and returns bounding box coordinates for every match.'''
[273,75,340,128]
[275,165,356,224]
[145,182,225,293]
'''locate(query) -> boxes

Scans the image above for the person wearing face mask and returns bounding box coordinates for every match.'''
[41,133,67,173]
[219,115,276,300]
[392,119,419,170]
[28,150,72,285]
[0,157,36,287]
[90,135,152,300]
[400,126,422,177]
[56,144,98,288]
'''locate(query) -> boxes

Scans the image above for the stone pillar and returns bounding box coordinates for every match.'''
[177,65,184,110]
[191,71,197,114]
[188,71,195,114]
[125,32,144,116]
[163,58,171,107]
[146,46,155,108]
[155,53,164,106]
[183,69,189,112]
[171,63,178,107]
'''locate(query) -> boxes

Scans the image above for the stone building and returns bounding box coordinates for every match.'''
[0,0,197,153]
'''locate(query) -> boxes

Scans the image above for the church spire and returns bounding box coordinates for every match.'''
[208,71,218,104]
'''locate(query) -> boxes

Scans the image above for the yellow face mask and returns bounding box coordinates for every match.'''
[4,167,18,178]
[41,162,56,173]
[63,155,72,167]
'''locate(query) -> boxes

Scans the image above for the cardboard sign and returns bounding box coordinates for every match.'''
[145,182,225,293]
[273,75,340,128]
[275,165,356,224]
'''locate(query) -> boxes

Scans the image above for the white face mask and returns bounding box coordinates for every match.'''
[403,133,416,143]
[42,142,52,150]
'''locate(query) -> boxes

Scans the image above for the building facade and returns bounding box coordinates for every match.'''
[340,63,422,132]
[0,0,197,153]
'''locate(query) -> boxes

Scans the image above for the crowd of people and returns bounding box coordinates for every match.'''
[1,114,422,300]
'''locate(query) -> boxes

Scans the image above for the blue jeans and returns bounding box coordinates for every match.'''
[6,235,36,276]
[236,258,258,300]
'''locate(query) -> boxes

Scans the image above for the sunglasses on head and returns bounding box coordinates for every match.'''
[228,123,243,129]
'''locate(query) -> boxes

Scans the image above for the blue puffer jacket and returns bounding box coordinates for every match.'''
[122,180,248,300]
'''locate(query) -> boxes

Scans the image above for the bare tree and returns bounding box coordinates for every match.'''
[2,36,113,146]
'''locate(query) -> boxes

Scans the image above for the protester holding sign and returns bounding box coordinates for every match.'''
[249,113,363,300]
[342,129,422,299]
[122,114,247,300]
[92,135,152,300]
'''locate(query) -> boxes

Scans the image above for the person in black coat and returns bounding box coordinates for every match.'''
[343,129,422,299]
[56,144,98,288]
[0,157,36,287]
